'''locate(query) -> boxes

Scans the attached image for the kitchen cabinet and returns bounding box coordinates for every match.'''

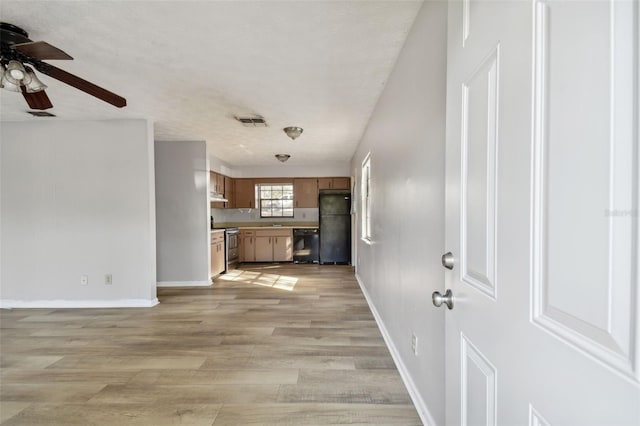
[210,171,227,209]
[224,176,234,208]
[210,172,225,195]
[273,233,293,261]
[210,230,225,278]
[293,178,318,208]
[239,230,255,262]
[318,177,350,190]
[254,236,272,262]
[253,229,293,262]
[235,179,256,208]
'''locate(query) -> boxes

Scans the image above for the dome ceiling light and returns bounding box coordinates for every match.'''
[283,126,303,140]
[275,154,291,163]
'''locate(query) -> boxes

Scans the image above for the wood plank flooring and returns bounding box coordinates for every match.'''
[0,264,421,425]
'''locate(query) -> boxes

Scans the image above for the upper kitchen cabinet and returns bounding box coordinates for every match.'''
[293,178,318,208]
[210,171,227,208]
[224,176,235,208]
[210,172,225,195]
[318,177,351,190]
[234,179,256,208]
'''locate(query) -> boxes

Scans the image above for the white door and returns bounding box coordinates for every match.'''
[442,0,639,424]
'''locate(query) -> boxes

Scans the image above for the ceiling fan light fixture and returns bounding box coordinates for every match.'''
[4,60,30,85]
[24,66,47,93]
[283,126,303,141]
[275,154,291,163]
[1,74,22,92]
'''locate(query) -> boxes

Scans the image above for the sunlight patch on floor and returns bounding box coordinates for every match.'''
[218,268,298,291]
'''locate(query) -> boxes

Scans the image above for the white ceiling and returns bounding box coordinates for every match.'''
[0,1,422,167]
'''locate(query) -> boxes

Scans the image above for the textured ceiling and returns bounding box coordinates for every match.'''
[0,1,422,166]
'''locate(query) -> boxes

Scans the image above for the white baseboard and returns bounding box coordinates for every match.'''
[355,273,436,426]
[0,298,160,309]
[156,280,211,287]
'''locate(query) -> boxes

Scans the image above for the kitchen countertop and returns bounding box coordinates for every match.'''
[238,226,318,230]
[214,222,318,228]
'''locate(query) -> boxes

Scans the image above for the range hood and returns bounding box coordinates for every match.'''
[210,192,228,202]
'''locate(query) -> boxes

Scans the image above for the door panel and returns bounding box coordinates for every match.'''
[461,334,496,426]
[531,0,638,379]
[254,237,272,262]
[444,0,639,424]
[461,47,499,299]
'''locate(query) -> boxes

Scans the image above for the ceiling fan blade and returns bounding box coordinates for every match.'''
[33,62,126,108]
[20,86,54,110]
[13,41,73,60]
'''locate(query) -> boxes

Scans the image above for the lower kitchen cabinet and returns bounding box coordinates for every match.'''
[240,230,255,262]
[210,231,225,278]
[272,233,292,261]
[244,229,293,262]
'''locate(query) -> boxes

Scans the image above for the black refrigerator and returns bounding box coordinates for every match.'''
[319,190,351,264]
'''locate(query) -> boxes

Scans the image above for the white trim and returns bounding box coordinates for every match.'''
[156,281,211,287]
[0,298,159,309]
[355,273,436,426]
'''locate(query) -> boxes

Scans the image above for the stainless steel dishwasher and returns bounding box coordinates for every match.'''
[293,228,319,263]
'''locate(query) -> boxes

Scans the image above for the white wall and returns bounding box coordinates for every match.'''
[351,2,448,424]
[0,119,157,307]
[155,141,210,285]
[230,162,351,178]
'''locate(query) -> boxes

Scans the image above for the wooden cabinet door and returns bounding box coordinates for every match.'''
[332,177,350,190]
[212,243,219,275]
[254,236,273,262]
[293,178,318,208]
[241,235,255,262]
[210,232,225,277]
[317,178,333,190]
[273,235,292,262]
[318,177,350,190]
[210,172,226,208]
[213,242,225,275]
[217,174,225,194]
[210,172,225,194]
[234,179,255,208]
[224,176,234,208]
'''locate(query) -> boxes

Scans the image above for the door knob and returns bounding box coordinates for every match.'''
[441,252,455,270]
[432,289,454,310]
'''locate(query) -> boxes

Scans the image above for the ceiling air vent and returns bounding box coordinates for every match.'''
[27,111,56,117]
[235,116,267,127]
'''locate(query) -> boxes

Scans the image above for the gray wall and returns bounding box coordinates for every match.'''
[155,140,209,285]
[0,119,157,307]
[351,2,448,424]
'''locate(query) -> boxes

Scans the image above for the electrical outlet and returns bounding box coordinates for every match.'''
[105,274,112,285]
[411,333,418,356]
[80,275,88,286]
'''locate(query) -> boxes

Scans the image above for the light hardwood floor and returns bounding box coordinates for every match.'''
[0,264,421,425]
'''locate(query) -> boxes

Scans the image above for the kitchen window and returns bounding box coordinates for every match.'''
[361,154,372,242]
[259,183,294,218]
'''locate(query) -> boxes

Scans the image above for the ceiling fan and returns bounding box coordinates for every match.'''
[0,22,126,110]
